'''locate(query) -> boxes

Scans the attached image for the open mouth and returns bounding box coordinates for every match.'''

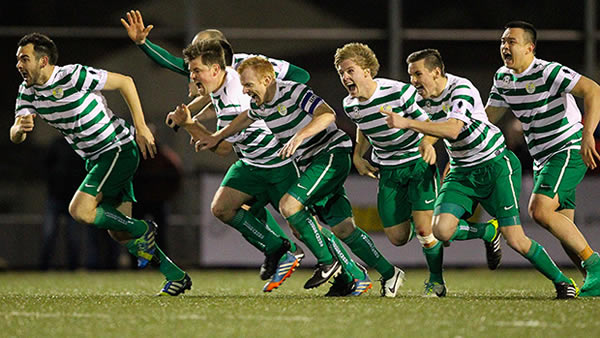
[345,82,357,95]
[502,51,513,63]
[415,85,426,96]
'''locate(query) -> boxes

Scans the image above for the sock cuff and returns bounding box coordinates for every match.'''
[525,239,540,259]
[342,227,363,245]
[423,240,442,252]
[286,208,311,225]
[584,252,600,267]
[230,209,246,226]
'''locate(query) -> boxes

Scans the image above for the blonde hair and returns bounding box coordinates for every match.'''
[334,42,379,77]
[237,56,275,79]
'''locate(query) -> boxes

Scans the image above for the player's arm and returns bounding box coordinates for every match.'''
[166,104,232,156]
[121,10,188,76]
[189,95,214,120]
[195,110,254,151]
[571,75,600,169]
[353,129,378,179]
[103,71,156,159]
[280,102,336,158]
[381,107,464,140]
[283,63,310,84]
[10,114,36,144]
[484,105,509,124]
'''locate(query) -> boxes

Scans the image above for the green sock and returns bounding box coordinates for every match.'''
[524,240,570,284]
[321,227,365,280]
[423,241,444,284]
[449,220,495,242]
[124,242,185,281]
[264,209,297,252]
[286,209,333,264]
[229,209,284,255]
[583,252,600,270]
[94,204,147,237]
[342,227,394,280]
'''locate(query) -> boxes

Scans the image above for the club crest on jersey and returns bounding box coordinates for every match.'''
[277,104,288,116]
[441,103,451,113]
[426,101,432,108]
[502,75,511,85]
[525,82,536,94]
[52,88,64,99]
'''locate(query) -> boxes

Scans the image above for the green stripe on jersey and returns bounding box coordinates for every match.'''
[343,78,426,167]
[487,58,583,170]
[420,73,506,168]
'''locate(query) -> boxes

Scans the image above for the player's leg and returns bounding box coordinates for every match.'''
[527,149,600,296]
[556,208,586,278]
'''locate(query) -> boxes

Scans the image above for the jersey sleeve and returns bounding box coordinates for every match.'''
[551,64,582,95]
[447,85,476,124]
[75,65,108,92]
[282,63,310,84]
[139,39,189,77]
[14,85,37,117]
[297,85,324,115]
[486,76,510,108]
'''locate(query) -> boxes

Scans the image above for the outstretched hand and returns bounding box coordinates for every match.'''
[380,106,410,129]
[120,10,153,45]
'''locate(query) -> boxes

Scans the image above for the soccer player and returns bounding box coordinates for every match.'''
[11,33,191,296]
[121,9,310,265]
[486,21,600,297]
[167,40,370,295]
[334,42,450,297]
[382,48,578,299]
[195,56,404,297]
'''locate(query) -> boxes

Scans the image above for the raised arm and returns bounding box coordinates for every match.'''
[571,75,600,169]
[279,103,336,158]
[121,10,188,76]
[103,71,156,159]
[283,63,310,84]
[353,129,378,179]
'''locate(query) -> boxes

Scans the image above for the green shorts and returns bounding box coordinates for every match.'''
[221,160,300,210]
[377,159,439,227]
[533,149,587,210]
[435,150,521,221]
[287,150,353,226]
[79,143,139,207]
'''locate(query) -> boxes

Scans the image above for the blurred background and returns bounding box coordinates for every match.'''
[1,0,600,270]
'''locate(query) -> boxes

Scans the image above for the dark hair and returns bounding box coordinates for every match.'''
[505,21,537,47]
[406,49,445,76]
[18,32,59,65]
[183,39,226,70]
[193,29,234,65]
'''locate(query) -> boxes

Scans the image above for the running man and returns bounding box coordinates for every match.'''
[486,21,600,297]
[11,33,191,296]
[383,48,578,299]
[196,56,404,297]
[166,40,370,295]
[335,42,451,297]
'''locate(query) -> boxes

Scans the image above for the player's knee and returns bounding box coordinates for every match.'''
[68,202,95,225]
[210,200,235,223]
[388,234,409,247]
[528,202,550,228]
[331,219,355,239]
[279,194,303,218]
[432,222,453,242]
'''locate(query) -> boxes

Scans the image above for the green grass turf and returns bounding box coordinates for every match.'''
[0,268,598,337]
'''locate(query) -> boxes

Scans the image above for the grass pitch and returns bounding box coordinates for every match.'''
[0,268,598,337]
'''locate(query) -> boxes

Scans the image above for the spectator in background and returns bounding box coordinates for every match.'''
[39,137,86,270]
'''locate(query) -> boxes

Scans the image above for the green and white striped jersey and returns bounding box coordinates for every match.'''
[343,78,428,167]
[212,68,290,168]
[419,74,506,169]
[487,58,582,170]
[14,64,135,160]
[247,80,352,169]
